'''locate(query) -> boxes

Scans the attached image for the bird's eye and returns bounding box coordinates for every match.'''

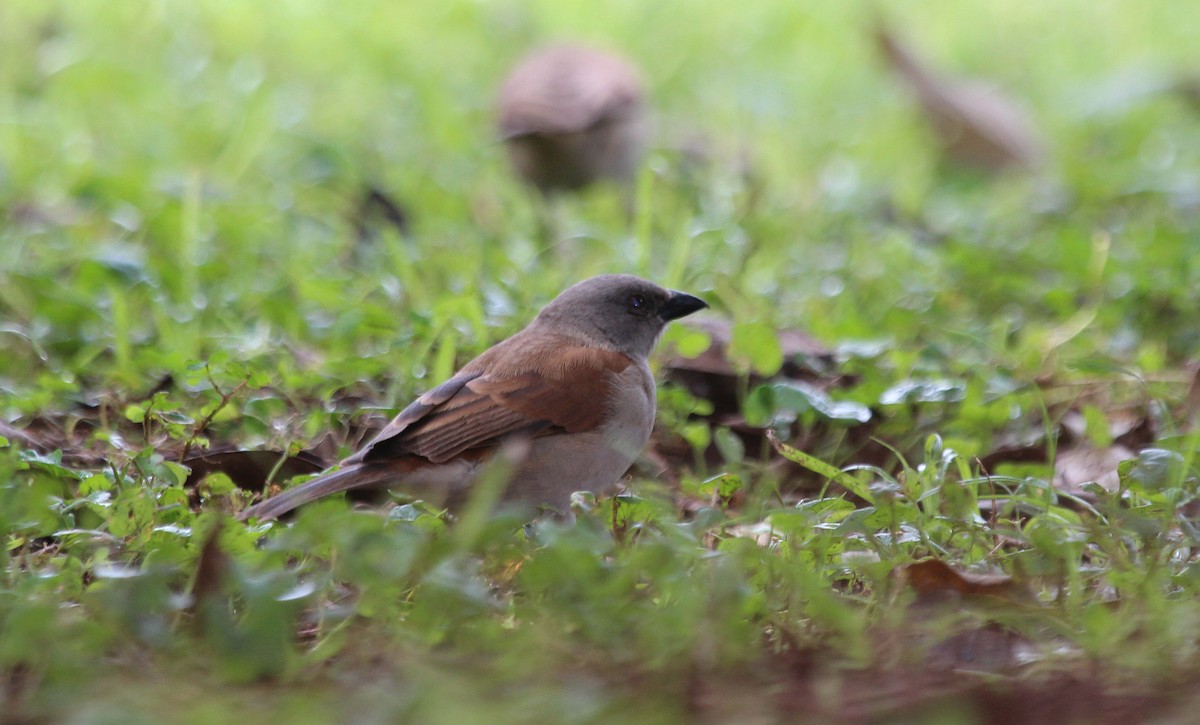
[628,293,647,312]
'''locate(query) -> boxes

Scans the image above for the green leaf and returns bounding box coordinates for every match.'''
[160,461,191,487]
[879,379,966,405]
[199,472,237,496]
[794,497,856,522]
[158,410,195,425]
[745,382,871,427]
[19,449,81,481]
[664,325,712,358]
[713,427,745,464]
[1124,449,1189,491]
[743,385,779,427]
[612,494,657,527]
[1067,357,1140,379]
[767,431,874,503]
[680,421,712,451]
[730,321,783,376]
[124,403,147,423]
[698,473,745,499]
[80,474,112,494]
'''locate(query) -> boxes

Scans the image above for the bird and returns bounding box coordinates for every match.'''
[874,22,1047,173]
[238,275,708,522]
[495,44,648,195]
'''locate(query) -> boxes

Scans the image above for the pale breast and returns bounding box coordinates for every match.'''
[599,359,656,463]
[503,359,656,511]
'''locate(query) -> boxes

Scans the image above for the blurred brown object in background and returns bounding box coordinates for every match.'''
[496,44,648,194]
[1172,73,1200,112]
[874,23,1048,173]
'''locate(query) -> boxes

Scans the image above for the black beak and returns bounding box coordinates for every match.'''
[661,290,708,321]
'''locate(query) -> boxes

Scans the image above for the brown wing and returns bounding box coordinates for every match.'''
[353,337,633,465]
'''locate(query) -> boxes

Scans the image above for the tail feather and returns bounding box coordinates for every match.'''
[237,464,399,522]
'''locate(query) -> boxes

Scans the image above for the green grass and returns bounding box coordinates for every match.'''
[4,1,1200,722]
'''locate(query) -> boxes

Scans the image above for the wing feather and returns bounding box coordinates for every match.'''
[357,336,632,465]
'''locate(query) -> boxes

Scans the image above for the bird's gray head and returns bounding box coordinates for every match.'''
[531,274,708,359]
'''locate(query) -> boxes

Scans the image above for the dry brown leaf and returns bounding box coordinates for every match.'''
[1,415,108,468]
[1053,444,1134,496]
[900,558,1019,603]
[925,624,1030,674]
[725,520,782,548]
[1186,360,1200,428]
[0,420,43,450]
[1173,74,1200,111]
[1060,408,1144,444]
[874,23,1048,172]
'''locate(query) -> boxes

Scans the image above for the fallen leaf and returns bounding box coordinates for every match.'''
[1172,73,1200,112]
[0,420,43,449]
[1053,444,1134,496]
[899,558,1019,602]
[1060,407,1145,447]
[1186,360,1200,427]
[874,22,1048,172]
[926,623,1030,674]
